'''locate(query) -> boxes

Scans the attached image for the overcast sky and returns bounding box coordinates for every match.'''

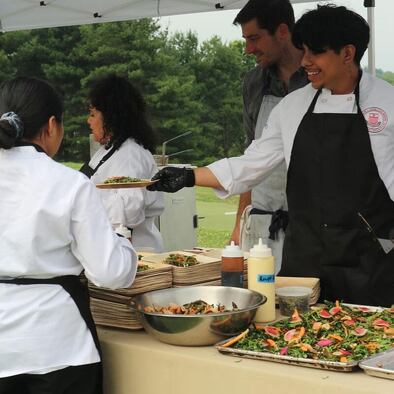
[159,0,393,72]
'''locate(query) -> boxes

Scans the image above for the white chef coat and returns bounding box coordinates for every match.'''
[90,138,165,252]
[208,72,394,203]
[0,146,137,378]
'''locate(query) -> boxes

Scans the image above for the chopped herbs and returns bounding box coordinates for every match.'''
[230,301,394,363]
[103,176,142,184]
[163,253,199,267]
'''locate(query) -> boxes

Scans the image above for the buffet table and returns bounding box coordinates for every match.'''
[98,328,393,394]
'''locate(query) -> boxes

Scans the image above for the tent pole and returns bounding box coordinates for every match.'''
[364,0,375,75]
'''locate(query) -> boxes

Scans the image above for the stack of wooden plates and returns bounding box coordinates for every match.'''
[275,276,321,305]
[142,251,221,286]
[89,289,142,330]
[88,262,172,330]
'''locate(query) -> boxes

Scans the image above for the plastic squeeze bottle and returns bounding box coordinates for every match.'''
[221,241,244,288]
[247,238,276,322]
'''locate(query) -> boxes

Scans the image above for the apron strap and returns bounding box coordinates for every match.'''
[307,89,321,113]
[80,145,118,179]
[354,69,363,113]
[307,69,363,115]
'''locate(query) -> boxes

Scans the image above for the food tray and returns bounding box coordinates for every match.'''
[359,348,394,380]
[141,251,221,285]
[216,340,359,371]
[215,303,391,372]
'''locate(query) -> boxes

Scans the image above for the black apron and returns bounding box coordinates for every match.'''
[280,77,394,307]
[80,146,117,179]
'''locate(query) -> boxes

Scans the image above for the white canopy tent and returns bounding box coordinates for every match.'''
[0,0,376,73]
[0,1,318,32]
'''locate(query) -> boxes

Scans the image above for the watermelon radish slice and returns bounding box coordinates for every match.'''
[264,326,281,338]
[357,306,371,312]
[343,319,356,327]
[329,306,342,316]
[372,319,390,328]
[280,346,288,355]
[352,327,368,337]
[319,309,331,318]
[333,349,351,357]
[284,329,297,342]
[316,339,333,347]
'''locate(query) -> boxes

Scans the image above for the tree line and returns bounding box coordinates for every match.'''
[0,19,393,166]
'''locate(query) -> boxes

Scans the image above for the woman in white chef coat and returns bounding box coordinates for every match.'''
[0,77,137,393]
[149,5,394,307]
[80,74,164,252]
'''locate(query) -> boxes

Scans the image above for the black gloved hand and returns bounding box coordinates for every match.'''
[147,166,195,192]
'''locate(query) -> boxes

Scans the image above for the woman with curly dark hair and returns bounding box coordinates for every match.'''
[81,74,164,252]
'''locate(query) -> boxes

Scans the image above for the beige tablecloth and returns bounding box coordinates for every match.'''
[98,328,392,394]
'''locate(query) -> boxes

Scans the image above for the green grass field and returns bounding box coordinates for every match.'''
[195,187,238,247]
[61,162,239,248]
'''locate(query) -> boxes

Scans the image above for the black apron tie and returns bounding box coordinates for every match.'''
[249,208,289,240]
[0,275,103,393]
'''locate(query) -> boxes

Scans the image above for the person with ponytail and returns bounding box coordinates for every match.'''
[0,76,137,394]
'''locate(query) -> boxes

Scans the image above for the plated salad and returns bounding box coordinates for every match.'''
[223,301,394,363]
[163,253,199,267]
[103,176,142,184]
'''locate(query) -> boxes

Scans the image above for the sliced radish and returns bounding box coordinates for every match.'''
[352,327,368,337]
[316,339,333,347]
[319,309,331,318]
[264,326,281,338]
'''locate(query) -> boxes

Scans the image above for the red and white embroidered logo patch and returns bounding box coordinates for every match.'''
[362,107,388,133]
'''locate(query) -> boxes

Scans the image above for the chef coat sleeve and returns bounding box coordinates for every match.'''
[99,188,145,229]
[70,180,138,289]
[208,103,285,198]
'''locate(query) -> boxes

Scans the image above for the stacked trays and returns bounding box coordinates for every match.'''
[89,290,141,330]
[141,251,221,286]
[88,262,172,330]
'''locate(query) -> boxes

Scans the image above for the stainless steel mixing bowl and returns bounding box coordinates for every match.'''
[131,286,266,346]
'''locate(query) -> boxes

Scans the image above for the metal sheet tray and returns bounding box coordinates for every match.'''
[216,303,388,372]
[216,340,358,372]
[359,348,394,380]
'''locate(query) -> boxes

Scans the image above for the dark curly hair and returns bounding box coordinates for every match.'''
[88,74,157,153]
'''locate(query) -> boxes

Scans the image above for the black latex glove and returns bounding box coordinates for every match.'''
[147,166,195,192]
